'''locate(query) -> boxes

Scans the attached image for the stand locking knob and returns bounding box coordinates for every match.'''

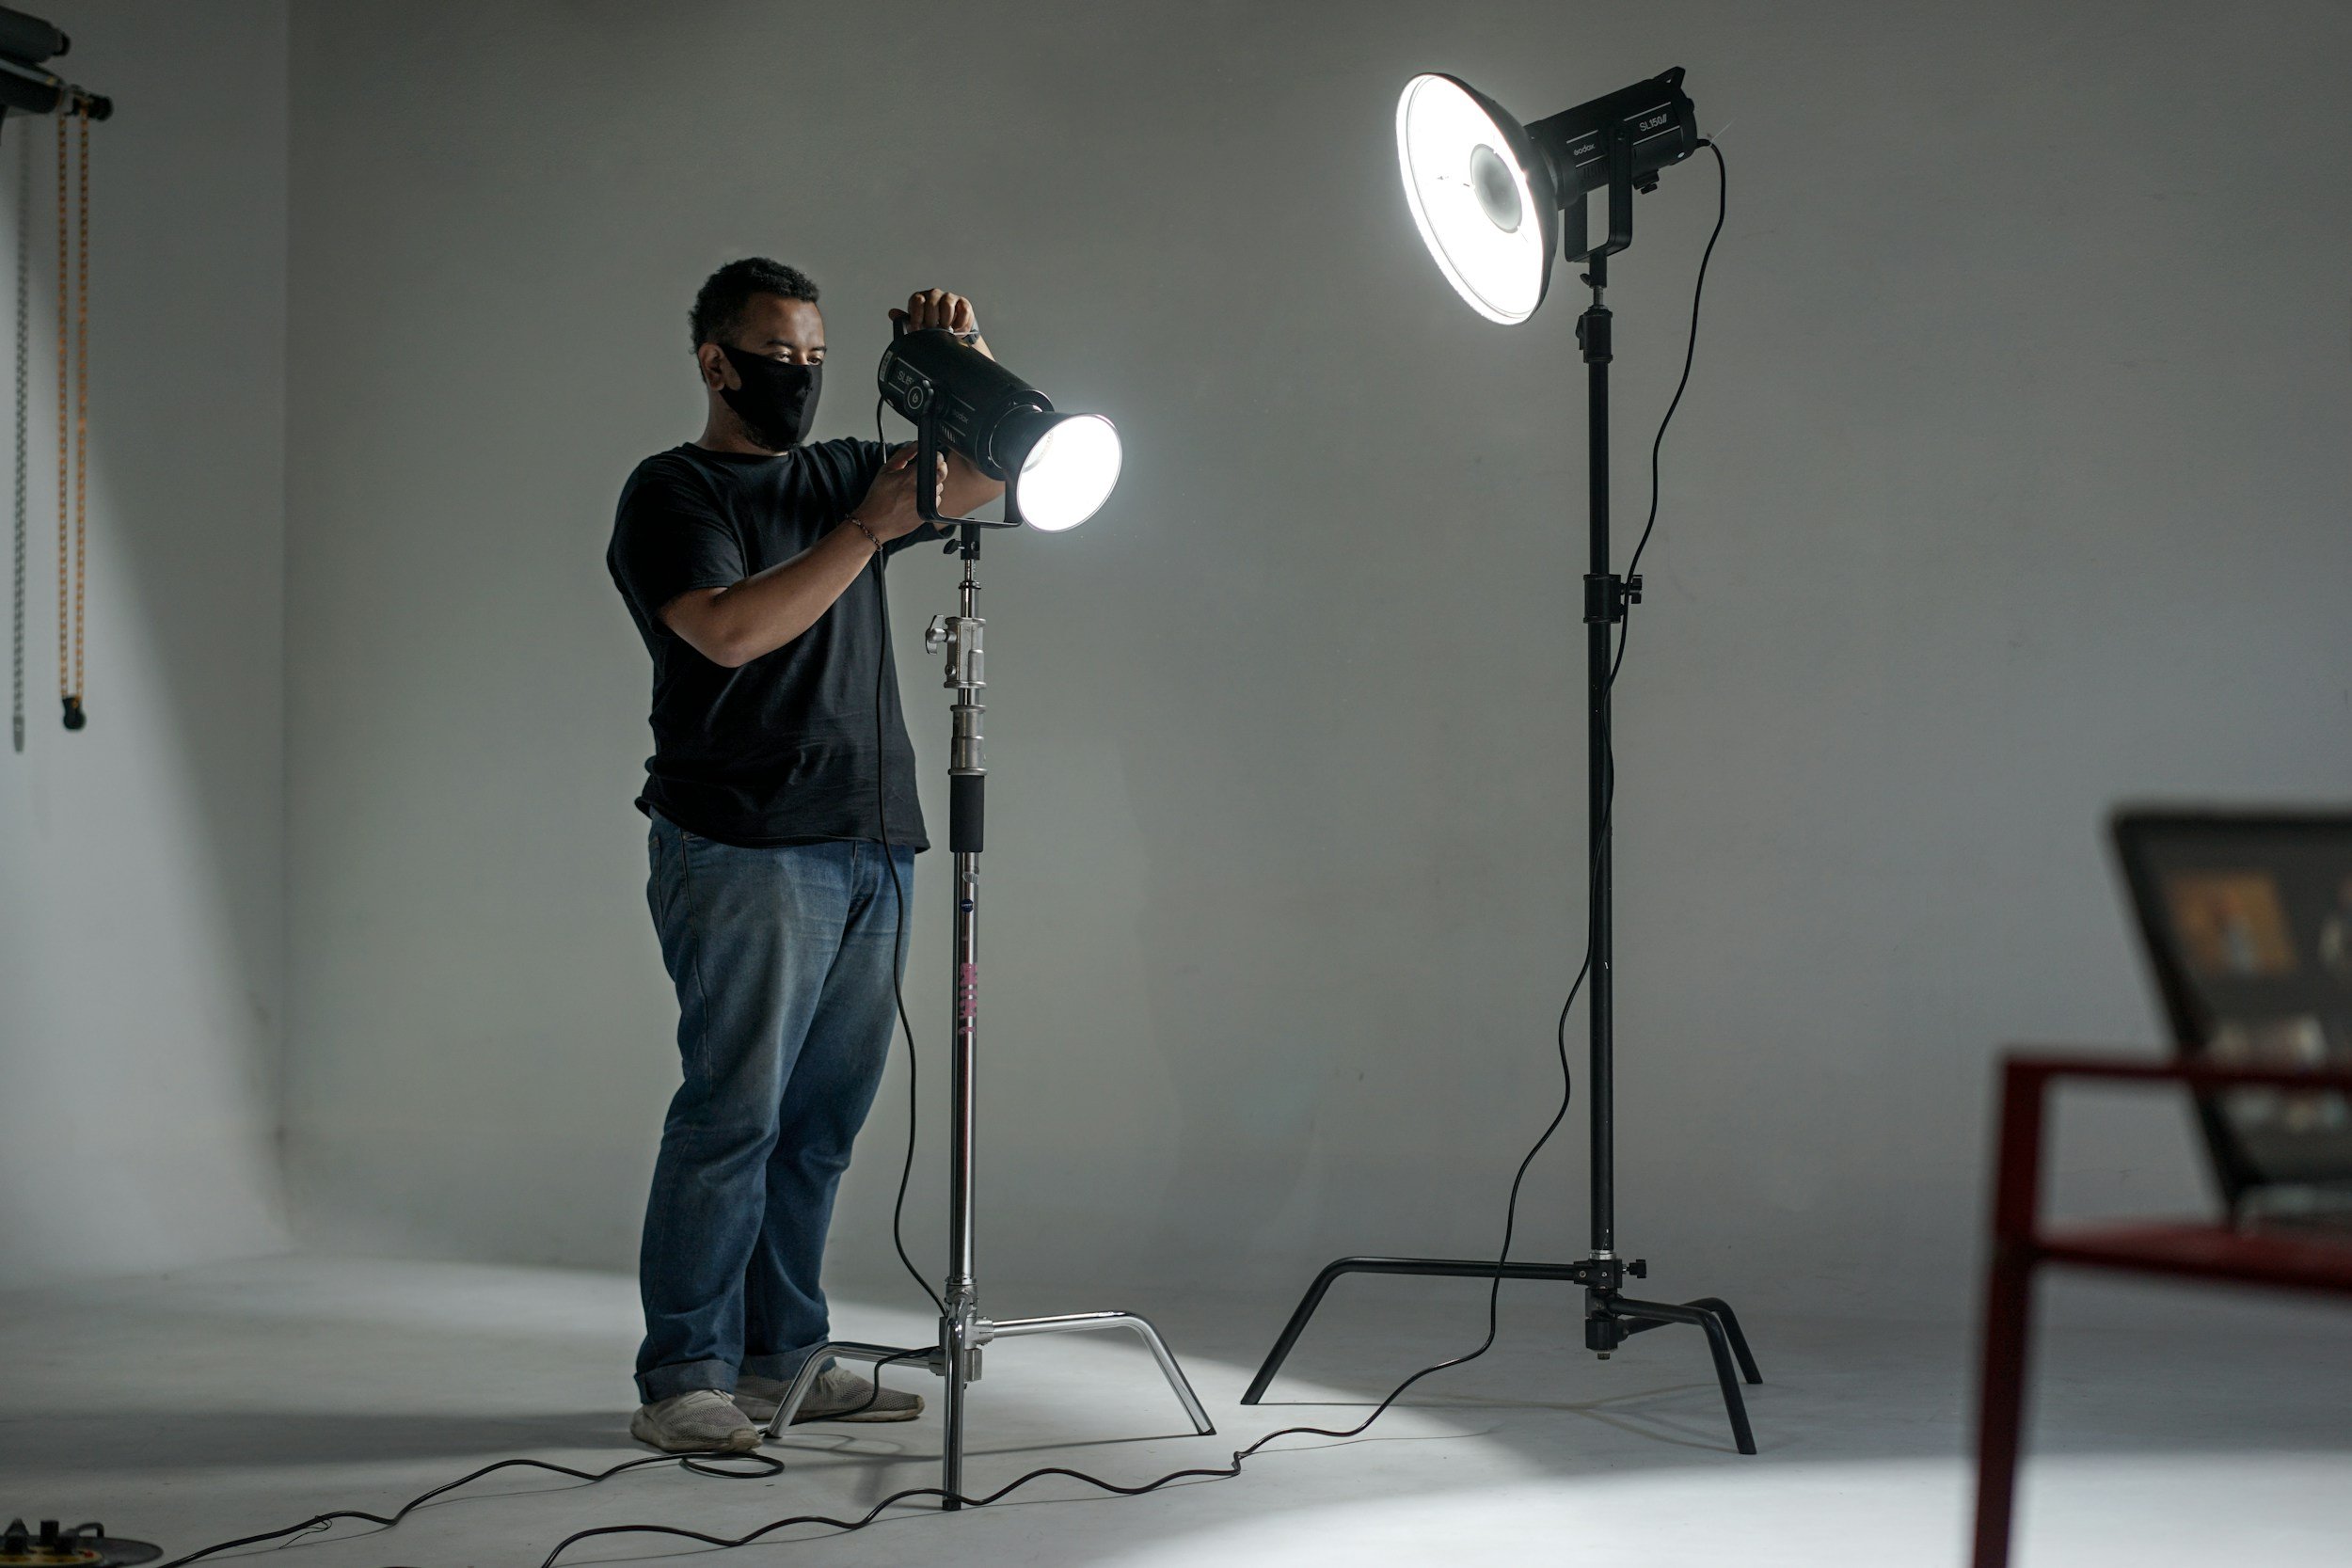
[924,615,949,655]
[1630,1259,1647,1278]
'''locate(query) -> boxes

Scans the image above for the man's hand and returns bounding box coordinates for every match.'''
[884,289,1003,516]
[889,288,979,338]
[850,443,948,543]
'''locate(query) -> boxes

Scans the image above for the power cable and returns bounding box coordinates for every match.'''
[870,395,945,1320]
[151,1453,781,1568]
[1625,138,1727,584]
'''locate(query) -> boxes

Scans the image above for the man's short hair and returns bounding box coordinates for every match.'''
[690,258,819,349]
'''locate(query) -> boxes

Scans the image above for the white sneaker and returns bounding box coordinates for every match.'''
[736,1365,926,1423]
[628,1388,761,1452]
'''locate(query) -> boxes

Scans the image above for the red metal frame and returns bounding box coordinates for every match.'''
[1971,1053,2352,1568]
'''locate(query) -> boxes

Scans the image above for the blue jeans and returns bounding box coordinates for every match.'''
[634,814,913,1402]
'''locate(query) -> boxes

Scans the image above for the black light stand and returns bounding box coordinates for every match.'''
[1242,121,1763,1453]
[760,393,1213,1506]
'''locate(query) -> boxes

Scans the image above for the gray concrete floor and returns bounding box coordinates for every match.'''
[3,1255,2346,1566]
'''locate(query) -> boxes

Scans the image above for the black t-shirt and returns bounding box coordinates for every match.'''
[607,437,937,850]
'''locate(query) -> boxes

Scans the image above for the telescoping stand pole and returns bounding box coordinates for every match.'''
[761,521,1213,1504]
[1238,137,1762,1454]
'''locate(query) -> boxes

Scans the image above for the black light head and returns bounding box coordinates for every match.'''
[879,327,1050,483]
[877,327,1121,532]
[1525,69,1699,207]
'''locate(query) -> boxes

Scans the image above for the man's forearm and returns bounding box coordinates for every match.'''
[662,523,877,668]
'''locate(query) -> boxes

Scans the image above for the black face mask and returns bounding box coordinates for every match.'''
[718,345,822,450]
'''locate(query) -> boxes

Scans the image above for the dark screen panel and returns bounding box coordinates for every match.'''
[2112,810,2352,1205]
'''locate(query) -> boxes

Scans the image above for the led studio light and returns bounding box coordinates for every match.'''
[878,327,1122,531]
[1248,63,1765,1459]
[1396,67,1698,323]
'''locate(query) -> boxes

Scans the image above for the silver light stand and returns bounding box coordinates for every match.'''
[761,505,1213,1508]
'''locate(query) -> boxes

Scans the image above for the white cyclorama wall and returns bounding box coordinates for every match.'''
[0,2,288,1287]
[283,1,2352,1321]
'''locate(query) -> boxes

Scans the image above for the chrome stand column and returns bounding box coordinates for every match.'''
[936,561,986,1507]
[762,543,1214,1502]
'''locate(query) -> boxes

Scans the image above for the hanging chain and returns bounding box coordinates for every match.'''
[70,99,84,723]
[9,122,25,753]
[52,105,64,720]
[51,99,84,731]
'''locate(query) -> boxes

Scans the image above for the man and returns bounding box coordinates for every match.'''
[607,258,1003,1452]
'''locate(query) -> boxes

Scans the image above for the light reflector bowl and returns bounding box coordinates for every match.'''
[1395,72,1554,325]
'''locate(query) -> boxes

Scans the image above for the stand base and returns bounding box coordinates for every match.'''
[1241,1254,1761,1454]
[762,1307,1216,1507]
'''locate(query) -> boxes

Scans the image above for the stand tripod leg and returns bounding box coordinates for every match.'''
[1242,1255,1603,1404]
[993,1311,1216,1434]
[758,1339,936,1439]
[1610,1295,1756,1454]
[942,1312,972,1509]
[1615,1298,1760,1384]
[1681,1296,1761,1384]
[1243,1257,1354,1406]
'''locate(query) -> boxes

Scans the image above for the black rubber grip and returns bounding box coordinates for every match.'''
[949,772,984,853]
